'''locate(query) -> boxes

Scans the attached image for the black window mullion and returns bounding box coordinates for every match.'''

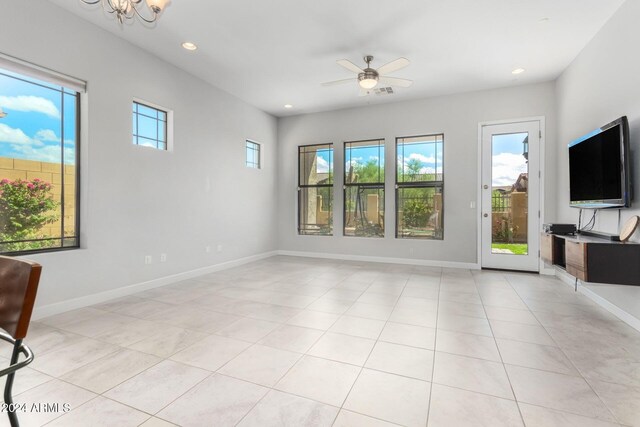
[60,86,65,243]
[395,133,445,240]
[133,101,167,150]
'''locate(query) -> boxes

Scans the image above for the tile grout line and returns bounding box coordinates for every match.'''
[330,271,412,426]
[231,267,389,426]
[475,271,528,426]
[503,273,623,426]
[424,270,442,427]
[29,261,637,426]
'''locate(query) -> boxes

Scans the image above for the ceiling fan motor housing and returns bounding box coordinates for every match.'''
[358,69,379,87]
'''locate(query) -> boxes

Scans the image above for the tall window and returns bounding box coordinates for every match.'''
[344,139,385,238]
[396,134,444,239]
[133,101,168,150]
[246,140,261,169]
[0,65,81,254]
[298,144,333,235]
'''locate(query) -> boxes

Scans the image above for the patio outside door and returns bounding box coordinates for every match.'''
[481,120,541,272]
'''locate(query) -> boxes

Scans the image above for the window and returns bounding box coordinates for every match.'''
[133,101,168,150]
[396,134,444,239]
[344,139,385,238]
[246,140,260,169]
[298,144,333,235]
[0,64,82,254]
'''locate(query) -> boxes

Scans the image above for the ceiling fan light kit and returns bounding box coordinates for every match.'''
[358,55,379,89]
[80,0,169,24]
[323,55,413,94]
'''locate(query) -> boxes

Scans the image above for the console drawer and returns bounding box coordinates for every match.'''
[540,233,554,264]
[566,264,587,281]
[565,240,587,270]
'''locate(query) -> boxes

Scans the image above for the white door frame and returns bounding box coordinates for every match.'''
[477,117,546,272]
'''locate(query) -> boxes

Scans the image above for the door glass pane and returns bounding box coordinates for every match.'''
[491,133,529,255]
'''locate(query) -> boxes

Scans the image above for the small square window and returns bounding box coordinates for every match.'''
[133,101,169,150]
[246,140,261,169]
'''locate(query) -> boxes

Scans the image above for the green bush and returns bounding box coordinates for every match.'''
[403,199,430,228]
[0,178,59,251]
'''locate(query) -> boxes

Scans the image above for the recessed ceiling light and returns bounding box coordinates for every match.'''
[284,104,293,109]
[512,68,525,75]
[539,17,550,22]
[182,42,197,51]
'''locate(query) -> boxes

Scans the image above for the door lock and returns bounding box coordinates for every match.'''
[483,213,488,218]
[483,185,489,189]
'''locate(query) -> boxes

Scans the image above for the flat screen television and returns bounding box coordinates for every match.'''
[569,116,631,208]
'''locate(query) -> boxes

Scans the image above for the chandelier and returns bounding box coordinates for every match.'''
[80,0,169,24]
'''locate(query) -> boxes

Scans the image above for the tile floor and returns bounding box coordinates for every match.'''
[3,256,640,426]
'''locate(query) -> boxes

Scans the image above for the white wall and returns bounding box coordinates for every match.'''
[555,0,640,321]
[0,1,278,313]
[555,0,640,243]
[277,83,557,265]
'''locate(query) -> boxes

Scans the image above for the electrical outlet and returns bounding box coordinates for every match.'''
[144,255,152,265]
[217,244,223,252]
[205,246,211,253]
[160,253,167,263]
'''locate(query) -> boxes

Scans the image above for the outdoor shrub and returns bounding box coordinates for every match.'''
[403,198,430,228]
[0,178,59,251]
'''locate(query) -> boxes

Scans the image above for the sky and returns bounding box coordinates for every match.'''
[491,132,528,187]
[0,68,76,164]
[312,134,525,187]
[313,139,444,177]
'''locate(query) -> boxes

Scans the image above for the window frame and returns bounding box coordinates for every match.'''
[0,65,82,256]
[395,133,445,240]
[246,140,261,169]
[343,138,385,238]
[132,99,170,151]
[297,143,334,236]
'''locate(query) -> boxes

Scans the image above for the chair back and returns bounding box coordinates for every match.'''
[0,256,41,340]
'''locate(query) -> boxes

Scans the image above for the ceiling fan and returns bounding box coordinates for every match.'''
[322,55,413,95]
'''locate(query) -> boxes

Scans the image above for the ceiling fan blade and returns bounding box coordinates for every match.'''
[322,78,356,86]
[378,76,413,88]
[377,57,410,76]
[359,87,372,97]
[337,59,365,74]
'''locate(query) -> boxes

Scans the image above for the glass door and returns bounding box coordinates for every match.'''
[481,121,541,271]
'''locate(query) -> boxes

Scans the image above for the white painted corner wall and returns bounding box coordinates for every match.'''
[552,0,640,325]
[555,0,640,240]
[1,1,279,313]
[276,83,557,265]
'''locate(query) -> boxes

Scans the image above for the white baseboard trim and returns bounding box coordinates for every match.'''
[276,250,481,270]
[554,267,640,333]
[540,267,556,276]
[32,250,278,320]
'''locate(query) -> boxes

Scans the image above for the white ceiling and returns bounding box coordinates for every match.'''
[49,0,624,117]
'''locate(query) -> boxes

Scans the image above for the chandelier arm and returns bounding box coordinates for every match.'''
[102,0,115,14]
[132,4,159,24]
[79,0,162,24]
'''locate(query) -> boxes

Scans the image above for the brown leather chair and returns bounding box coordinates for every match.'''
[0,256,41,427]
